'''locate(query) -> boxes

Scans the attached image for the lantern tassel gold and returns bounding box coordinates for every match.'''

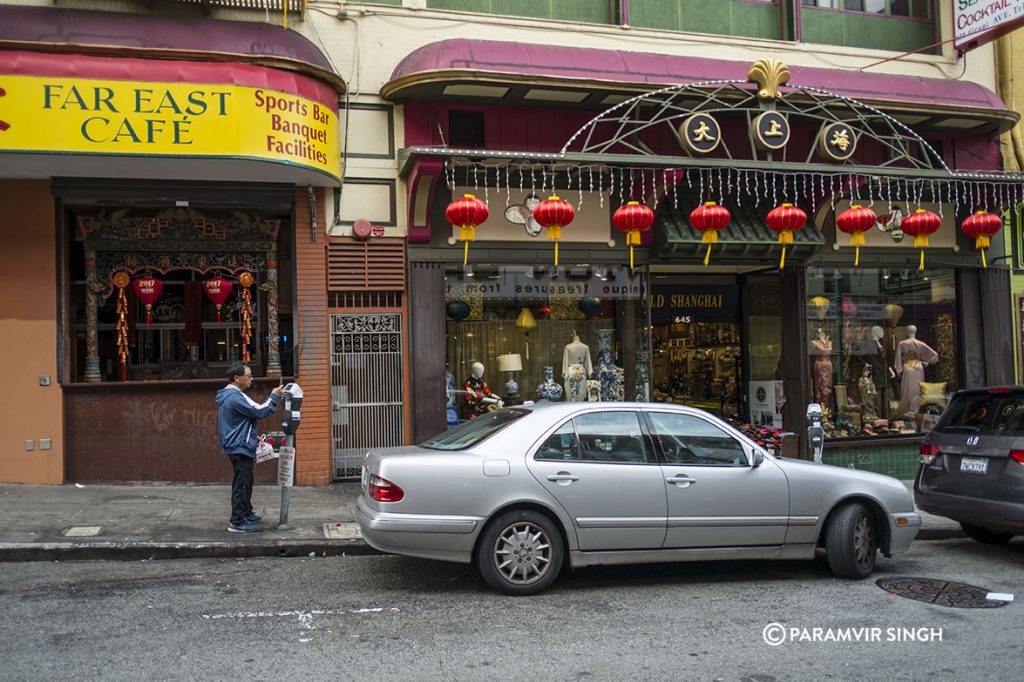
[463,240,469,266]
[981,248,987,269]
[918,250,925,271]
[554,241,559,267]
[704,244,712,267]
[779,245,787,269]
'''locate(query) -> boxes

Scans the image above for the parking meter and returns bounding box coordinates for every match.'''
[281,382,303,436]
[806,403,825,463]
[277,382,303,530]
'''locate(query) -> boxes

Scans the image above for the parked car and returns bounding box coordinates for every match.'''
[915,386,1024,544]
[358,402,921,595]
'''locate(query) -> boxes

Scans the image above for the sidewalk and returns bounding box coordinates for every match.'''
[0,480,961,563]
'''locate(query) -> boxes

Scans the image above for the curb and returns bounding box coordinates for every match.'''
[1,529,963,563]
[0,539,381,563]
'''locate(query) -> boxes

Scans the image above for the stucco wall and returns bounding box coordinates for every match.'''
[0,181,63,483]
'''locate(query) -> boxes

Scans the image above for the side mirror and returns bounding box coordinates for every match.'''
[752,449,765,468]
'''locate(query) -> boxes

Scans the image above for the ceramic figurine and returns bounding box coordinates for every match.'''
[593,329,624,402]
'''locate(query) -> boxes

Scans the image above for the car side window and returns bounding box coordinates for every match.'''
[573,412,649,464]
[648,412,748,467]
[536,422,580,461]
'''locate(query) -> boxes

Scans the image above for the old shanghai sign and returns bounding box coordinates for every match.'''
[0,73,341,182]
[955,0,1024,51]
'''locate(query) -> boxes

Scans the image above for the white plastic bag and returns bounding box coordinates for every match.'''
[255,435,277,463]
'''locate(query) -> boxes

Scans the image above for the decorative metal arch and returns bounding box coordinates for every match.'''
[559,78,949,175]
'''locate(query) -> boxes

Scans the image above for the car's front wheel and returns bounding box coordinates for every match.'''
[825,502,877,579]
[476,509,564,595]
[960,522,1014,545]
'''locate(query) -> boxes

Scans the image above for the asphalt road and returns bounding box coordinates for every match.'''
[1,538,1021,681]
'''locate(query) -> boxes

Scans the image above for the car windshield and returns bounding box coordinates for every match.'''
[938,392,1024,437]
[421,408,532,451]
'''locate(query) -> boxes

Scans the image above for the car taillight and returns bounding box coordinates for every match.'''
[1010,450,1024,465]
[368,474,405,502]
[988,386,1011,394]
[919,442,941,464]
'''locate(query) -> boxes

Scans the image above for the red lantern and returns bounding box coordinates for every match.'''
[238,272,255,361]
[203,276,234,327]
[836,205,877,267]
[689,201,731,266]
[766,203,807,269]
[445,194,489,267]
[131,276,164,328]
[612,201,654,269]
[961,209,1002,269]
[901,208,941,271]
[112,271,131,381]
[533,195,576,266]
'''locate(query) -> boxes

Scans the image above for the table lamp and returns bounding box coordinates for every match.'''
[497,353,523,397]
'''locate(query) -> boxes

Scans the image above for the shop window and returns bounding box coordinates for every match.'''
[444,265,648,422]
[806,267,958,439]
[66,206,291,383]
[800,0,935,53]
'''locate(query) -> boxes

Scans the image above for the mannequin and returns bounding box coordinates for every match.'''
[562,331,593,403]
[463,361,502,419]
[859,364,879,422]
[895,324,938,411]
[811,327,834,410]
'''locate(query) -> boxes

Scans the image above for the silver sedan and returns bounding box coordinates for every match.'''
[358,402,921,595]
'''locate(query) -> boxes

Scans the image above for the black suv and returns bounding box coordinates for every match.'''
[914,387,1024,544]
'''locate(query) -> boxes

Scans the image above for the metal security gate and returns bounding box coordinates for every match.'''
[330,313,404,479]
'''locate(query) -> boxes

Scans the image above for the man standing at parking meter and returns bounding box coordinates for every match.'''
[216,361,284,533]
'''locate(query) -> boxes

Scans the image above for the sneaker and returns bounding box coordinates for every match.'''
[244,512,263,524]
[227,520,259,533]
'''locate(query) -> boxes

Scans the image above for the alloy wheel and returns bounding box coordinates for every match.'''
[493,522,552,585]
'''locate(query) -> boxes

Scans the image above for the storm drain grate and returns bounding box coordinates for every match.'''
[877,577,1012,608]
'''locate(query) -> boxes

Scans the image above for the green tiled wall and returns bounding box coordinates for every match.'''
[823,442,921,480]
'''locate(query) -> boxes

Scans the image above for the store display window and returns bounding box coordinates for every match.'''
[806,267,959,438]
[444,265,648,423]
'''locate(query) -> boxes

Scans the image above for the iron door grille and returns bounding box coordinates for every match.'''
[331,313,404,479]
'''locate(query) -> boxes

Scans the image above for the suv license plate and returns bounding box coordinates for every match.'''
[960,456,988,475]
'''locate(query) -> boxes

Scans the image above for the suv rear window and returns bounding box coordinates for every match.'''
[421,408,531,450]
[937,392,1024,436]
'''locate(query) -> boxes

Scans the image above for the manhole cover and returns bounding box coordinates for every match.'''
[877,577,1012,608]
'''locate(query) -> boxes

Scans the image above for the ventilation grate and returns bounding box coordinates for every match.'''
[329,292,404,309]
[327,238,406,292]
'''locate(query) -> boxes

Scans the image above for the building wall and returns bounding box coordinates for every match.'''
[293,187,333,485]
[0,181,63,483]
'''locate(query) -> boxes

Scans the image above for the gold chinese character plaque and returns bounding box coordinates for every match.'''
[817,122,858,161]
[752,111,790,151]
[678,113,722,154]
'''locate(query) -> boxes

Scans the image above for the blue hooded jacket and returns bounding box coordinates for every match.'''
[215,385,279,458]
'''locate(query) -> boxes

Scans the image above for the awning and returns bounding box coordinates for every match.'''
[383,39,1016,135]
[653,196,825,263]
[0,4,344,94]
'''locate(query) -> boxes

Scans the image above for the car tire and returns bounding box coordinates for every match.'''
[825,502,877,579]
[960,523,1014,545]
[476,509,564,596]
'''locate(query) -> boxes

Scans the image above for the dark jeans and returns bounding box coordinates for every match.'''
[228,454,254,525]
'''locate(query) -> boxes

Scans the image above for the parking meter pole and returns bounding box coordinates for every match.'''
[806,403,825,463]
[277,434,291,530]
[276,383,302,531]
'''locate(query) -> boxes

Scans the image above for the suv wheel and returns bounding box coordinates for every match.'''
[960,522,1014,545]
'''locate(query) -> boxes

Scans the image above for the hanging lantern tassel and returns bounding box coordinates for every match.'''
[533,196,576,267]
[239,272,255,361]
[112,271,131,382]
[961,209,1002,269]
[612,201,655,270]
[901,209,942,271]
[689,201,731,267]
[445,194,489,267]
[766,203,807,270]
[836,205,877,267]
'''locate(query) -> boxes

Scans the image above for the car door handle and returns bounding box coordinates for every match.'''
[666,475,696,487]
[547,473,579,482]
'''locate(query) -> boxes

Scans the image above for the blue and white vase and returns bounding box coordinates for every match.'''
[593,329,624,402]
[444,370,456,409]
[634,341,650,402]
[536,366,563,401]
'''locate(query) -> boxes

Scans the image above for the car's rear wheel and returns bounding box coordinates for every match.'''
[960,522,1014,545]
[825,502,877,579]
[476,509,563,596]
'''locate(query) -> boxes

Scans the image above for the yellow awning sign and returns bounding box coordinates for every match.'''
[0,74,341,182]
